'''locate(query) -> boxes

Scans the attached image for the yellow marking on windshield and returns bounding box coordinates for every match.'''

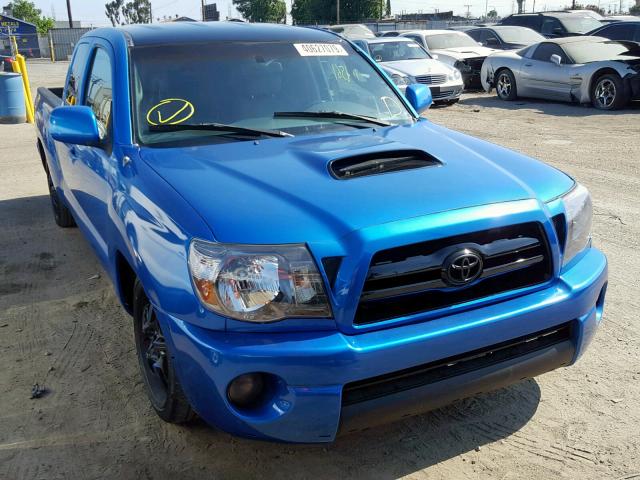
[146,98,195,126]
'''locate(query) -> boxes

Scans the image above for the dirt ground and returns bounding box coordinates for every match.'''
[1,60,638,480]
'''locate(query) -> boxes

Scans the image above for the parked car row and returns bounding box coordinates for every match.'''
[329,22,640,111]
[481,36,640,110]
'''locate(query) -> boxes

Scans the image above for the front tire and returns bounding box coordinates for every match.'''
[495,69,518,101]
[47,173,76,228]
[591,74,626,110]
[133,279,195,424]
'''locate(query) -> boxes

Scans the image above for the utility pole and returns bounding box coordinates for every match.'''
[485,0,489,18]
[337,0,340,23]
[201,0,205,21]
[66,0,73,28]
[464,4,471,18]
[572,0,576,8]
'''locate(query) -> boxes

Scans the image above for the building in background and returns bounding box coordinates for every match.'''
[203,3,220,21]
[54,20,82,28]
[0,13,39,57]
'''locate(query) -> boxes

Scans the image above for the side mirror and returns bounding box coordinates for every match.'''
[552,27,564,35]
[550,54,562,66]
[405,83,433,113]
[50,106,102,146]
[486,37,498,46]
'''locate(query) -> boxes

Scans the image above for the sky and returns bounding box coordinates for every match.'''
[28,0,638,27]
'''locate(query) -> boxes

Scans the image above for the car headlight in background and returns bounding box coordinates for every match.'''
[391,74,411,87]
[561,183,593,266]
[188,240,331,322]
[448,68,462,81]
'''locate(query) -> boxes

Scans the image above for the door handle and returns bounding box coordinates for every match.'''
[69,146,78,157]
[524,63,533,67]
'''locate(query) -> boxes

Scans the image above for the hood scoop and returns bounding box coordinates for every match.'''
[329,149,441,180]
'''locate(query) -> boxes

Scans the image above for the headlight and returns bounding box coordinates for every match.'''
[450,68,462,80]
[188,239,331,322]
[561,184,593,266]
[391,73,410,86]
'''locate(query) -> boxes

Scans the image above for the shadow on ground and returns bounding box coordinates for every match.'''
[461,94,640,116]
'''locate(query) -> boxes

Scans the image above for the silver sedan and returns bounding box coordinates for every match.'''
[481,36,640,110]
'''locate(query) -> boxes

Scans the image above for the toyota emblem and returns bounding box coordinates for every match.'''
[443,249,483,286]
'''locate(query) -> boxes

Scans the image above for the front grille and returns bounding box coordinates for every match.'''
[342,321,573,406]
[415,74,447,85]
[355,222,552,325]
[431,90,457,99]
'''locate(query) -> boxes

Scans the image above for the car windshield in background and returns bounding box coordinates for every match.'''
[425,33,478,49]
[498,27,545,43]
[369,41,430,61]
[564,41,636,63]
[130,41,412,147]
[560,16,603,34]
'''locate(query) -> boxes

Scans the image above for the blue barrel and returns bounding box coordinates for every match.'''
[0,72,26,124]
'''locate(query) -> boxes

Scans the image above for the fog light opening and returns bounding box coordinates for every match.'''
[595,282,607,323]
[227,372,270,410]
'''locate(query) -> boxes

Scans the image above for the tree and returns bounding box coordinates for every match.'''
[291,0,381,24]
[232,0,287,23]
[487,9,498,19]
[104,0,151,25]
[631,4,640,15]
[385,0,391,17]
[105,0,123,26]
[3,0,55,34]
[564,3,604,14]
[517,0,524,13]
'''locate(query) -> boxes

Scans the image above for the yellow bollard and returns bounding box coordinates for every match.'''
[11,55,35,124]
[49,36,55,62]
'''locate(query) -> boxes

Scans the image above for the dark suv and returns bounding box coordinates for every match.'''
[499,12,602,38]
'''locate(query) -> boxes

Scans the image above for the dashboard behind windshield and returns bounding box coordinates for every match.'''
[130,41,413,146]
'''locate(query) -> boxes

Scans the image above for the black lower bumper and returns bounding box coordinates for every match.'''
[339,324,575,435]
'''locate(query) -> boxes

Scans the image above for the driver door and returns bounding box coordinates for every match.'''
[520,43,575,101]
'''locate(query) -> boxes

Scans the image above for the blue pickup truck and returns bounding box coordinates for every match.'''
[34,22,607,443]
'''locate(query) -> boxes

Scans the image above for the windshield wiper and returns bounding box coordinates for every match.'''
[273,111,391,127]
[149,123,293,138]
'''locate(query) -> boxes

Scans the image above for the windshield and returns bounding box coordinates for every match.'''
[564,40,636,63]
[497,27,545,43]
[560,16,602,34]
[425,33,478,50]
[131,41,412,147]
[369,41,430,61]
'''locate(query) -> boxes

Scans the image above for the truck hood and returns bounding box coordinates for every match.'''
[140,121,573,244]
[433,46,497,59]
[380,59,454,76]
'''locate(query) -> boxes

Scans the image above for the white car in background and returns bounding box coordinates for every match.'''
[401,30,498,89]
[352,37,464,106]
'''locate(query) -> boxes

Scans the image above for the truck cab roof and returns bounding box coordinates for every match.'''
[89,22,341,47]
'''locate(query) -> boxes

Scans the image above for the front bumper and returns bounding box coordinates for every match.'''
[160,247,607,443]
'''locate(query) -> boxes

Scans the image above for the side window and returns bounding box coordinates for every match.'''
[541,18,563,36]
[467,30,483,42]
[532,43,569,63]
[602,24,635,40]
[485,31,500,46]
[64,43,90,105]
[406,34,424,48]
[84,48,113,140]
